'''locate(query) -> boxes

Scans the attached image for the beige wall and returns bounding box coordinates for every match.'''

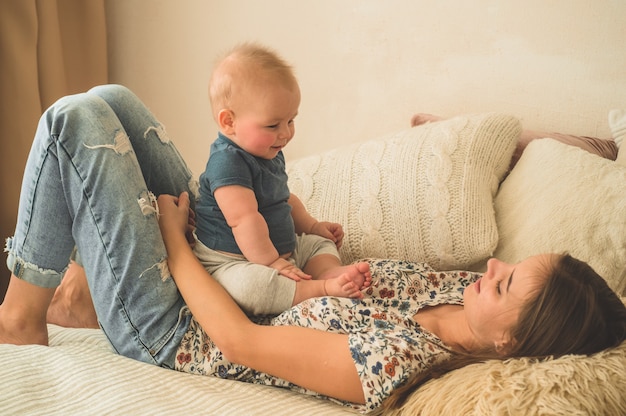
[105,0,626,177]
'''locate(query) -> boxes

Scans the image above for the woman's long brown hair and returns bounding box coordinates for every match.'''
[376,254,626,413]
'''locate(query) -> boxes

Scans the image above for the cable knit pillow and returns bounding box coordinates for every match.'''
[287,113,520,270]
[494,139,626,295]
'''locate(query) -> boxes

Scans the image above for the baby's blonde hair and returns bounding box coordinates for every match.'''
[208,42,298,120]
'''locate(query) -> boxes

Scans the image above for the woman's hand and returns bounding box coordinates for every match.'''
[157,192,194,246]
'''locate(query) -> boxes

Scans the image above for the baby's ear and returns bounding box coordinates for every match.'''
[217,109,235,133]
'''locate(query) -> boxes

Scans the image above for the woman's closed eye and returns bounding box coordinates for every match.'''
[497,272,514,296]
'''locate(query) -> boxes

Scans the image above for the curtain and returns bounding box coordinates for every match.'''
[0,0,108,300]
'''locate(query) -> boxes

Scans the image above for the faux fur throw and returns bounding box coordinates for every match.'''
[386,336,626,415]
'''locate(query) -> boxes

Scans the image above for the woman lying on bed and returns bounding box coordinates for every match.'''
[1,85,625,414]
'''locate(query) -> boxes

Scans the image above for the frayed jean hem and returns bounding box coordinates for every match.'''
[5,237,65,288]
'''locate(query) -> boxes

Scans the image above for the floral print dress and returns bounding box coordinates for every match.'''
[174,259,481,413]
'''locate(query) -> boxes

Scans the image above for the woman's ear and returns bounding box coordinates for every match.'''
[494,336,516,356]
[217,109,235,134]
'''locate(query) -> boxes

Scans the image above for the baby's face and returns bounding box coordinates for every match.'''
[227,82,300,159]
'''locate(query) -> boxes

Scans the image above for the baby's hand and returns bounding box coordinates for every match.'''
[270,258,312,281]
[310,221,344,249]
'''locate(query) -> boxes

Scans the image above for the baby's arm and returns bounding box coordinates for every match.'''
[289,194,344,248]
[214,185,311,281]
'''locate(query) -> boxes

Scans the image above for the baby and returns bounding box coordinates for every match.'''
[193,43,371,315]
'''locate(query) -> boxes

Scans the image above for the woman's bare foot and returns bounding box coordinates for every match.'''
[0,306,49,346]
[46,262,99,329]
[410,113,444,127]
[0,274,55,345]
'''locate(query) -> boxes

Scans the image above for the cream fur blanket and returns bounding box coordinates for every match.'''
[390,337,626,415]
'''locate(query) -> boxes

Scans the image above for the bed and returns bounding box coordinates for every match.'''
[2,110,625,415]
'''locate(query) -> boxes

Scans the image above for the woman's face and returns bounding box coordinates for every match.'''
[463,254,556,354]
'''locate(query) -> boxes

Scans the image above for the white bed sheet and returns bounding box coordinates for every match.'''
[2,325,358,415]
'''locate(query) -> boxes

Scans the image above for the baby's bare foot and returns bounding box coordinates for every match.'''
[324,274,363,299]
[352,262,373,289]
[320,262,372,289]
[322,262,372,298]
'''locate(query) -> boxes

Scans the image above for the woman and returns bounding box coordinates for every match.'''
[1,85,624,413]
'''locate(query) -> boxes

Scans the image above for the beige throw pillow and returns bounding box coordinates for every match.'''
[609,108,626,166]
[288,113,520,270]
[494,138,626,295]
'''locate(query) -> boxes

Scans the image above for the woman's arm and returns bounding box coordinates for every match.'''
[157,192,365,404]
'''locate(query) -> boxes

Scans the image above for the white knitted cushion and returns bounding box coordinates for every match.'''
[287,113,520,270]
[494,139,626,295]
[609,108,626,149]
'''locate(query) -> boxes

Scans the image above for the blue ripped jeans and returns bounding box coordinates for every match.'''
[5,85,194,368]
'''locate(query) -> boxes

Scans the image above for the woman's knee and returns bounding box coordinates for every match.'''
[41,93,124,153]
[50,91,100,111]
[88,84,134,101]
[87,84,147,123]
[44,93,110,131]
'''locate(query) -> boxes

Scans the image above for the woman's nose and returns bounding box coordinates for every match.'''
[486,258,502,278]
